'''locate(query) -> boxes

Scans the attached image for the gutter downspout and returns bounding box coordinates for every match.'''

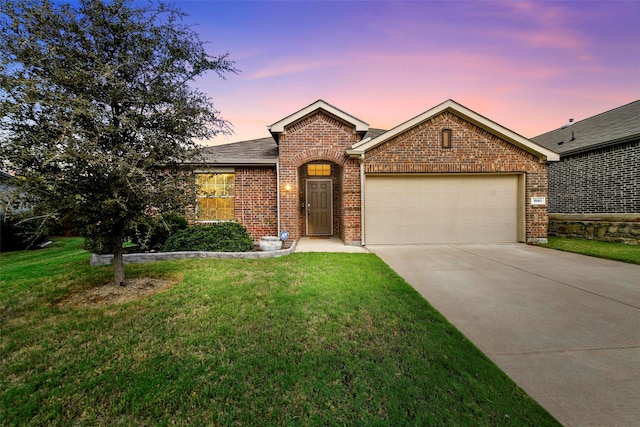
[276,162,281,235]
[359,153,365,247]
[241,170,245,225]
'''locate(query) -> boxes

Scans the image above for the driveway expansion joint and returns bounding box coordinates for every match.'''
[488,344,640,357]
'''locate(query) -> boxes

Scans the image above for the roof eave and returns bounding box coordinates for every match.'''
[555,133,640,157]
[182,159,278,167]
[345,149,365,159]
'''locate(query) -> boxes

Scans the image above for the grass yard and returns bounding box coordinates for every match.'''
[1,238,559,426]
[543,236,640,264]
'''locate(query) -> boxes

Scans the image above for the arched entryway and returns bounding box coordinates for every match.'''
[298,161,342,237]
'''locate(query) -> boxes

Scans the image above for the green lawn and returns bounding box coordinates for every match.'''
[543,236,640,264]
[1,238,558,426]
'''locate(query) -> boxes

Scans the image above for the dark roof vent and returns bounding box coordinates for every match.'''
[560,118,574,129]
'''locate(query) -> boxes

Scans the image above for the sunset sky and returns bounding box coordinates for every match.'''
[176,1,640,145]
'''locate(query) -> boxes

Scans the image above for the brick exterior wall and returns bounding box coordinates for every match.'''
[341,158,362,245]
[548,140,640,214]
[277,111,363,243]
[227,109,552,245]
[363,111,550,242]
[185,167,278,243]
[235,167,278,242]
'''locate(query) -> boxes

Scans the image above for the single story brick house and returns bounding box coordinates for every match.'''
[185,99,559,245]
[531,100,640,244]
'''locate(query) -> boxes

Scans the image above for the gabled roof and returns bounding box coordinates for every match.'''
[531,100,640,156]
[188,137,278,166]
[347,99,559,162]
[268,99,369,143]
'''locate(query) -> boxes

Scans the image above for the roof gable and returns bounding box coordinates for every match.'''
[268,100,369,143]
[531,100,640,155]
[348,99,559,162]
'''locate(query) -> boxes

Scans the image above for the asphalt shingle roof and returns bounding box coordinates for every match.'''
[188,129,389,165]
[531,100,640,155]
[191,137,279,164]
[363,128,388,140]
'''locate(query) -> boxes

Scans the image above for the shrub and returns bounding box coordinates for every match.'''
[84,213,190,254]
[0,212,51,252]
[163,222,253,252]
[130,213,188,250]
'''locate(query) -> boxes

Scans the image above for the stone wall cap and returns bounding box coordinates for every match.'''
[549,213,640,222]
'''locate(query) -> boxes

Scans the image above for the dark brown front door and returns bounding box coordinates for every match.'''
[306,179,332,235]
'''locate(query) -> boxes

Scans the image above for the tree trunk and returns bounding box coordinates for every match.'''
[113,233,126,286]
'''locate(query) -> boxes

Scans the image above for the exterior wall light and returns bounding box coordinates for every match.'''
[442,129,452,149]
[284,184,292,192]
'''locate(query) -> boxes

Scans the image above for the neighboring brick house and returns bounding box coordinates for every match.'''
[532,100,640,244]
[185,99,559,245]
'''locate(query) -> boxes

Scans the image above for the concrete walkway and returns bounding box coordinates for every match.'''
[368,243,640,427]
[295,237,369,253]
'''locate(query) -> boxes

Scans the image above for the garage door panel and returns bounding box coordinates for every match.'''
[365,175,519,244]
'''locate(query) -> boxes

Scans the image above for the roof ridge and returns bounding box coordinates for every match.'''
[570,99,640,126]
[534,99,640,138]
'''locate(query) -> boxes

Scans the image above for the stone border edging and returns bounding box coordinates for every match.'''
[90,240,298,266]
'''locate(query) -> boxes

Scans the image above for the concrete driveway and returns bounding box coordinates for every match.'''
[368,243,640,427]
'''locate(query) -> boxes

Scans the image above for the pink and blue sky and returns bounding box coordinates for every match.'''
[177,1,639,145]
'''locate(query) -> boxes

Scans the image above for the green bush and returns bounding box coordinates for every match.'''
[163,222,254,252]
[83,213,189,254]
[130,213,188,250]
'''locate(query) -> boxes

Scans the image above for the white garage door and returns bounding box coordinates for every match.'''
[365,175,519,244]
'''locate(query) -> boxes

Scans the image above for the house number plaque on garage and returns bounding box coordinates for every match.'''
[531,197,546,205]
